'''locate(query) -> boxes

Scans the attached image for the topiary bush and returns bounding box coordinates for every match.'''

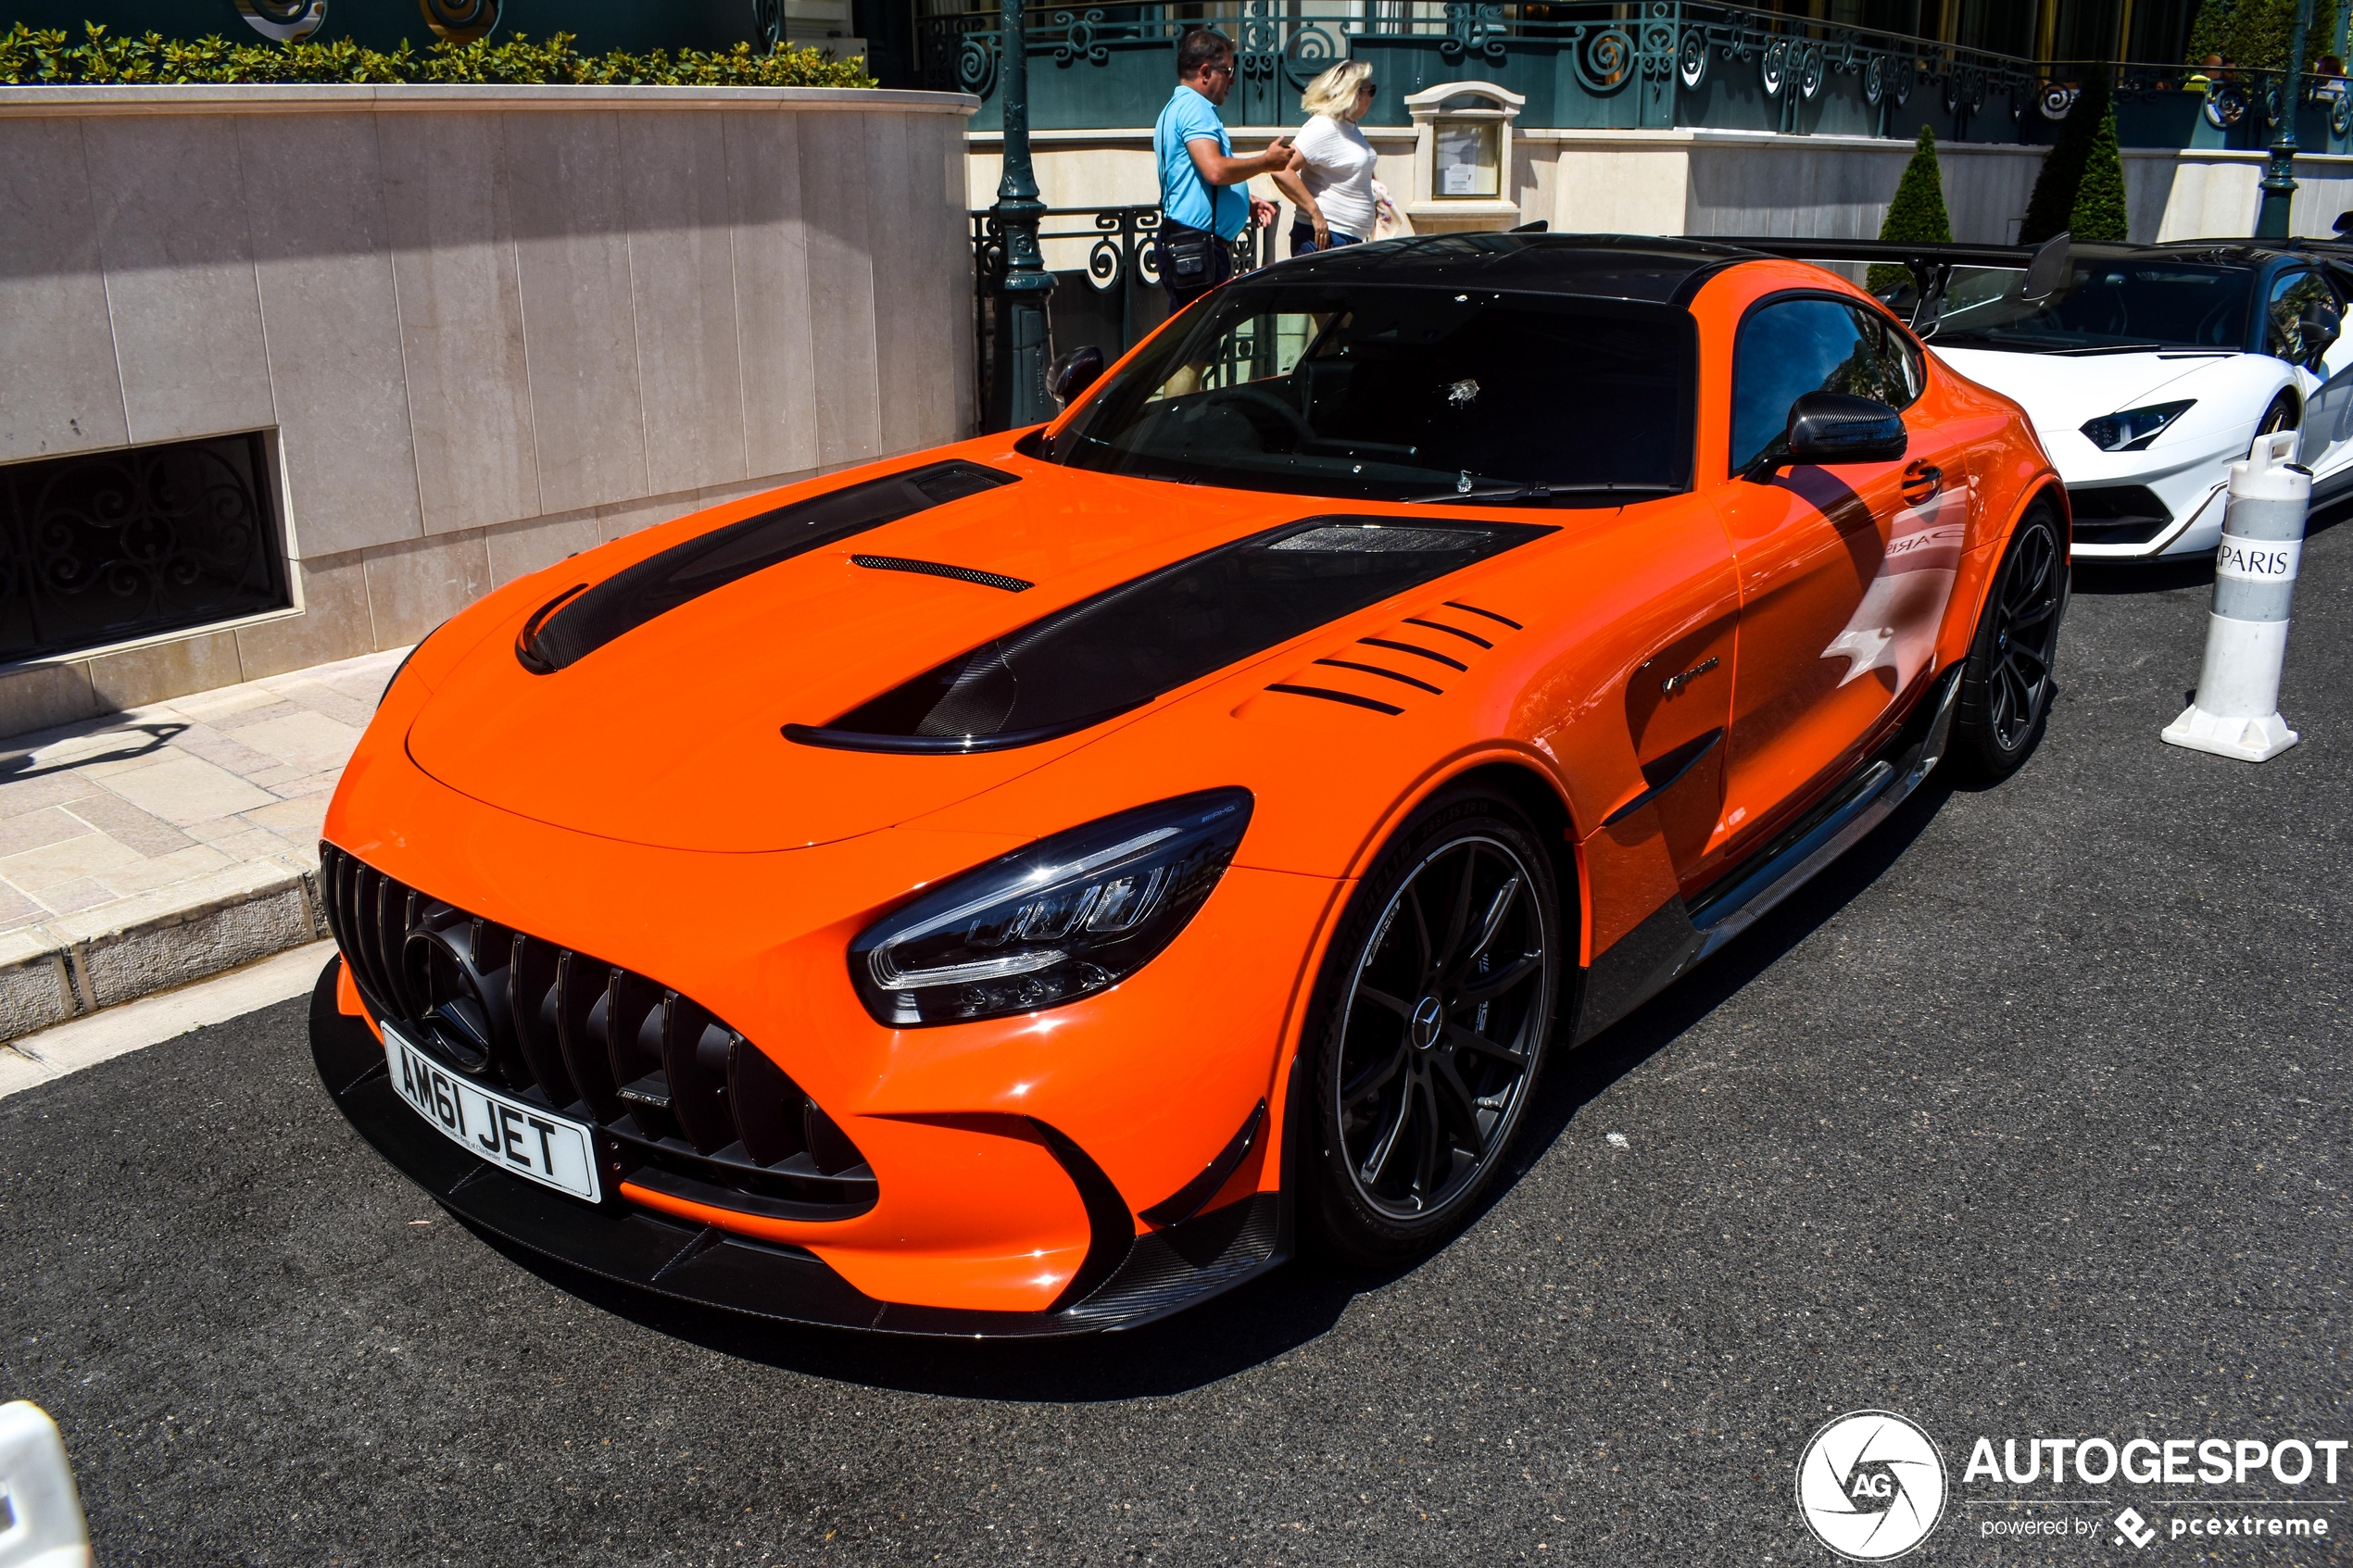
[0,23,875,88]
[2068,97,2130,243]
[1869,124,1953,295]
[2020,77,2109,246]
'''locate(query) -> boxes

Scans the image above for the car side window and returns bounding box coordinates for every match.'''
[1730,298,1920,473]
[2267,269,2341,362]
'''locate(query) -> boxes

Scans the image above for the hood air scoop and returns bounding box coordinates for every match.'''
[518,460,1017,672]
[785,516,1551,755]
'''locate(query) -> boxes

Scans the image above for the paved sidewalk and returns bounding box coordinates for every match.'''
[0,647,399,1039]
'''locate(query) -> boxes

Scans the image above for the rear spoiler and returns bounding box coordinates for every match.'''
[1687,233,2069,336]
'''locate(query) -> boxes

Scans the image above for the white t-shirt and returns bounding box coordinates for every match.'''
[1292,113,1378,240]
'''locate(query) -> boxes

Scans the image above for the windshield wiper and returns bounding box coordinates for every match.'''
[1401,481,1677,506]
[2042,342,2168,356]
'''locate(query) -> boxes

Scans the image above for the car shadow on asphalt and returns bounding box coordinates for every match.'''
[464,771,1964,1403]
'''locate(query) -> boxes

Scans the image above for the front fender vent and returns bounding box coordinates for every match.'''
[319,842,874,1222]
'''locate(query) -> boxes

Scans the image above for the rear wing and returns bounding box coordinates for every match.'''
[1687,234,2065,336]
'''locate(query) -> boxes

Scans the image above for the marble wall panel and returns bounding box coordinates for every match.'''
[379,112,542,537]
[362,531,494,647]
[725,110,823,482]
[233,553,375,679]
[0,118,129,462]
[797,112,884,470]
[623,111,749,497]
[240,115,425,559]
[79,114,275,445]
[503,111,651,516]
[866,110,932,458]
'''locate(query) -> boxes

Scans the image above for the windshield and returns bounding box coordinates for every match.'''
[1922,259,2254,353]
[1043,283,1696,504]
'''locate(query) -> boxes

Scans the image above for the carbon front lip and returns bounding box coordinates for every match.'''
[308,960,1283,1337]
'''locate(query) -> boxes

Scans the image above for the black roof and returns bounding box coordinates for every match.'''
[1257,232,1762,305]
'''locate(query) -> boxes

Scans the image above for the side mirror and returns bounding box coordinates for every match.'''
[1784,392,1908,466]
[1049,345,1106,407]
[2301,301,2343,367]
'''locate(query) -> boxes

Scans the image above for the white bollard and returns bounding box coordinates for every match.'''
[0,1401,93,1568]
[2162,430,2306,762]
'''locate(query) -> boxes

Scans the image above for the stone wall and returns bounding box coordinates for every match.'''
[0,83,977,738]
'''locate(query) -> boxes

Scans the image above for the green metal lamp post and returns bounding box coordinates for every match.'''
[987,0,1057,429]
[2256,0,2318,238]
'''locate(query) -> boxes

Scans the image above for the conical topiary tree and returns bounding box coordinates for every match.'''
[2020,77,2110,245]
[2069,98,2130,243]
[1868,125,1954,295]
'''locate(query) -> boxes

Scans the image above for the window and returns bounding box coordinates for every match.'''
[1056,283,1698,505]
[2266,269,2342,364]
[1730,297,1920,473]
[0,432,291,663]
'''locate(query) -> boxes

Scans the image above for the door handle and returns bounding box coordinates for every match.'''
[1901,461,1943,500]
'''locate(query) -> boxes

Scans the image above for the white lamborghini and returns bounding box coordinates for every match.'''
[1718,237,2353,560]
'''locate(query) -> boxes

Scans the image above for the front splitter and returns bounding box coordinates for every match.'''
[308,959,1285,1336]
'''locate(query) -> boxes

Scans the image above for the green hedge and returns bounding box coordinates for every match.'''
[0,23,875,88]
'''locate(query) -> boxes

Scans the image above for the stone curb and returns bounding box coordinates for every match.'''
[0,856,329,1042]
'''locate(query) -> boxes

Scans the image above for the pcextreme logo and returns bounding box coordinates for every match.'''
[1796,1411,1950,1561]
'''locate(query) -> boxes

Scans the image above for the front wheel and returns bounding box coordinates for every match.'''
[1301,785,1565,1267]
[1948,504,2066,784]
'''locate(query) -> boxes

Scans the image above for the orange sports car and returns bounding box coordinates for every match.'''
[310,234,2066,1336]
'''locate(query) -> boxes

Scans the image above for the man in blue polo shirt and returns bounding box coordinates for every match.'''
[1155,29,1298,310]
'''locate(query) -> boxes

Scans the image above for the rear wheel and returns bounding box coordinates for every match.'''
[1301,785,1564,1266]
[1949,505,2066,784]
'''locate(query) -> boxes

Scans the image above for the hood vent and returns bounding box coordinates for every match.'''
[1259,596,1522,718]
[518,460,1017,673]
[851,555,1034,593]
[785,517,1550,755]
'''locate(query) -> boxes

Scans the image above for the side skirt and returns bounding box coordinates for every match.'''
[1573,664,1963,1044]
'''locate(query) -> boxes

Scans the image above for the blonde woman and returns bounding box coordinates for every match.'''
[1273,60,1379,255]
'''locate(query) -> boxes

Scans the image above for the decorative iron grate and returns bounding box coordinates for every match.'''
[0,432,292,664]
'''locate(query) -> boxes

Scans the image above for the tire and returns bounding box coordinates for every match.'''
[1300,784,1566,1267]
[1948,504,2067,784]
[2258,391,2299,436]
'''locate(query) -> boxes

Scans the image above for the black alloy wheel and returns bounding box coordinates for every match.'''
[1303,786,1564,1265]
[1950,505,2066,782]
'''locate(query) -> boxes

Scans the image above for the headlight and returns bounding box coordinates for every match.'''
[2080,400,2194,452]
[849,788,1253,1026]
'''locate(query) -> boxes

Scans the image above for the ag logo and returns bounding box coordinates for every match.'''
[1795,1410,1948,1561]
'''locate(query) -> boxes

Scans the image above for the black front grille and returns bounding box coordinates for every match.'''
[319,843,875,1222]
[2067,484,2173,546]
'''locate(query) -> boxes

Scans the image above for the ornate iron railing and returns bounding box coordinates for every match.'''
[927,0,2046,142]
[0,432,291,665]
[970,203,1277,430]
[2033,59,2353,153]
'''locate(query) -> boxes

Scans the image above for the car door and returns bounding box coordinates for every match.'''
[1710,295,1961,859]
[2274,266,2353,477]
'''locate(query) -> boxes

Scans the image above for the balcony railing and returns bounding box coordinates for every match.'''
[928,0,2046,142]
[930,2,2353,150]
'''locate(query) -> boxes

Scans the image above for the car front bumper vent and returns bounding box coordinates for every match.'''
[317,841,875,1223]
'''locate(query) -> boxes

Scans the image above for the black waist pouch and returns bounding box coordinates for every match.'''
[1157,220,1216,283]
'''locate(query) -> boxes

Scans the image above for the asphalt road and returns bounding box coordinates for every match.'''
[5,511,2350,1568]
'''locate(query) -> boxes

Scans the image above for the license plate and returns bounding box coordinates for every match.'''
[384,1023,602,1202]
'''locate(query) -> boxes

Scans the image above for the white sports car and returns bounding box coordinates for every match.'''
[1716,238,2353,561]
